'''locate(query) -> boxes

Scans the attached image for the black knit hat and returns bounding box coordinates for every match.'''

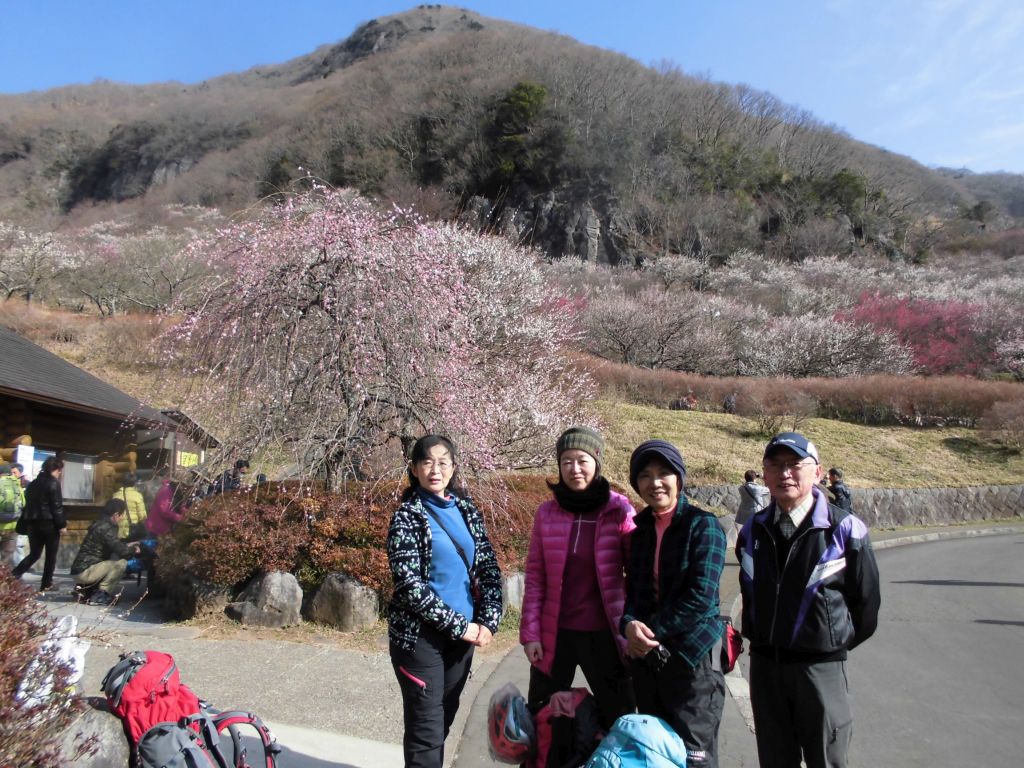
[556,426,604,470]
[629,440,687,492]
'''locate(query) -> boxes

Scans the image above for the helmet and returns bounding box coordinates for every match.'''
[487,684,535,763]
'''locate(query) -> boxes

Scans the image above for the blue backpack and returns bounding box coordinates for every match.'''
[584,714,687,768]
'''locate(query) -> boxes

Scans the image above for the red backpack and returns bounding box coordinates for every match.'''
[104,651,201,744]
[102,650,280,768]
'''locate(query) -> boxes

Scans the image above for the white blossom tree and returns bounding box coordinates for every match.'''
[169,188,588,486]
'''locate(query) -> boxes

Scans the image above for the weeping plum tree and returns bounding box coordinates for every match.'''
[170,188,588,487]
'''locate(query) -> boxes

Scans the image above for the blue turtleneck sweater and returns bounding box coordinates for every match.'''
[419,488,476,620]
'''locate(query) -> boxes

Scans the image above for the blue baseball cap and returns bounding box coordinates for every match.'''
[764,432,820,463]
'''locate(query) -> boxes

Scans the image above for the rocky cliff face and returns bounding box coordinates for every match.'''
[460,187,639,265]
[276,5,491,85]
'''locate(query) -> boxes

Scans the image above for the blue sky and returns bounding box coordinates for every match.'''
[3,0,1023,173]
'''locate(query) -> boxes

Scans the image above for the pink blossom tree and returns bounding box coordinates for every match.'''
[169,188,587,487]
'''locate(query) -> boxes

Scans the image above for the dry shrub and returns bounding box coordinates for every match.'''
[572,353,740,409]
[0,571,82,766]
[574,352,1024,427]
[0,301,94,347]
[979,400,1024,451]
[95,314,175,368]
[158,473,563,602]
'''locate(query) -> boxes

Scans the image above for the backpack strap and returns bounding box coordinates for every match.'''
[182,713,232,768]
[101,651,149,708]
[208,710,281,768]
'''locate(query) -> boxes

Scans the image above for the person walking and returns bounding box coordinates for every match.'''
[520,426,636,729]
[12,456,67,591]
[827,467,853,513]
[736,469,770,526]
[737,432,880,768]
[387,435,503,768]
[622,439,727,768]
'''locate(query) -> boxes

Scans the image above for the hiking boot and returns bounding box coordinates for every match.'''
[88,590,116,606]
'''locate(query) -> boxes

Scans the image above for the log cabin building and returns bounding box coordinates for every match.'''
[0,325,217,552]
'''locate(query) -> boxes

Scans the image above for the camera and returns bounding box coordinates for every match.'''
[644,644,671,672]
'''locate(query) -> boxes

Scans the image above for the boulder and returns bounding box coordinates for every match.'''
[58,697,129,766]
[162,572,231,620]
[307,573,379,631]
[225,571,302,628]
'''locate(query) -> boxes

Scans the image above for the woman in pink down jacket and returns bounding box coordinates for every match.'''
[520,427,637,728]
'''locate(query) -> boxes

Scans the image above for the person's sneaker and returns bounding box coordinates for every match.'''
[74,584,97,604]
[37,584,59,594]
[87,590,116,606]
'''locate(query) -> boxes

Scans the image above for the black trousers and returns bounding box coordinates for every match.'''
[12,523,60,589]
[390,625,475,768]
[528,628,635,730]
[749,655,852,768]
[631,648,725,768]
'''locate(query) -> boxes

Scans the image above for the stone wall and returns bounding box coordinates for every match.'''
[687,484,1024,529]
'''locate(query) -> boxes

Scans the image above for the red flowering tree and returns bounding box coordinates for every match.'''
[838,293,991,375]
[169,188,587,486]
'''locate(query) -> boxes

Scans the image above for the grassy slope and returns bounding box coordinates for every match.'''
[594,400,1024,489]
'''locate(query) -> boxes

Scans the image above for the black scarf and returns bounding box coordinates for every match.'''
[548,475,611,515]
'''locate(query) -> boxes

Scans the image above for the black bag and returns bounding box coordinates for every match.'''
[15,511,28,535]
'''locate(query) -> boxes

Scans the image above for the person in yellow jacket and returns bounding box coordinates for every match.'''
[1,462,26,567]
[111,472,147,540]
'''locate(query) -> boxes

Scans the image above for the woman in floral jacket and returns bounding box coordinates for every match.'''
[387,435,503,768]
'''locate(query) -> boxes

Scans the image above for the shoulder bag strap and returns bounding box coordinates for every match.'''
[422,504,472,575]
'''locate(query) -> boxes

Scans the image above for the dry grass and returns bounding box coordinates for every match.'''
[592,400,1024,490]
[174,605,520,656]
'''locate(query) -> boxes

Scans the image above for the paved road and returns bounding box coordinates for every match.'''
[851,533,1024,767]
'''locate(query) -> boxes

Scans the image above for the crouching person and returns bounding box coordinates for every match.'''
[70,498,140,605]
[622,440,727,768]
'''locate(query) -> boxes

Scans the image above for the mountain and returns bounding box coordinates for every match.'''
[0,4,1019,263]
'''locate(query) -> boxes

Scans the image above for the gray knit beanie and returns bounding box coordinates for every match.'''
[556,426,604,471]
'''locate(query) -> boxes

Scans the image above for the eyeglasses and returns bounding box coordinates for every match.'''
[417,459,453,471]
[762,460,817,475]
[560,457,594,468]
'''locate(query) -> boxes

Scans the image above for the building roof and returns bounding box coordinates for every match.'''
[0,324,171,425]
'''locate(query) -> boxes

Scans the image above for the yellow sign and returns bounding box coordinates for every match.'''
[177,451,199,467]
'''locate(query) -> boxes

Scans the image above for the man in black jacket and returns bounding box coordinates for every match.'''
[737,432,880,768]
[12,456,67,591]
[827,467,853,513]
[70,499,139,605]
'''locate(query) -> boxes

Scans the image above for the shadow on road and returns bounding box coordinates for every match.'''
[891,579,1024,588]
[974,619,1024,627]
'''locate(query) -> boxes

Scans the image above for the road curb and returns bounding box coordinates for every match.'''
[726,523,1024,732]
